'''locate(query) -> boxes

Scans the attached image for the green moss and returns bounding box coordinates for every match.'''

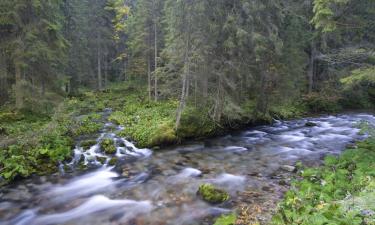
[177,107,217,139]
[108,89,179,147]
[100,138,116,154]
[214,213,237,225]
[197,184,230,204]
[80,140,97,149]
[73,115,102,136]
[97,156,107,164]
[108,157,118,166]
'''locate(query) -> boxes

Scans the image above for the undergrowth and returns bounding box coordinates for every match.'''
[271,123,375,225]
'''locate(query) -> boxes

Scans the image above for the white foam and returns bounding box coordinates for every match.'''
[179,168,202,177]
[47,168,118,201]
[34,195,152,225]
[223,146,248,152]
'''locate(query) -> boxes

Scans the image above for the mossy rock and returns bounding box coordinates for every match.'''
[80,140,97,149]
[100,138,116,154]
[97,156,107,164]
[197,184,230,204]
[108,157,118,166]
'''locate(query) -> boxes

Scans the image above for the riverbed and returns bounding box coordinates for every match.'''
[1,113,374,225]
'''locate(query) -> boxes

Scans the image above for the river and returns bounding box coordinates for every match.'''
[1,112,374,225]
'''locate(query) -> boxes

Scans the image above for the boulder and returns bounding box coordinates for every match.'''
[97,156,107,164]
[197,184,229,204]
[108,157,118,166]
[281,165,296,172]
[305,122,318,127]
[100,138,116,154]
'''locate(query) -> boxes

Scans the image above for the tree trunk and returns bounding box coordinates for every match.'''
[0,51,8,104]
[194,75,197,107]
[256,69,269,115]
[154,22,158,102]
[15,63,23,110]
[148,55,152,101]
[104,54,108,88]
[97,34,102,90]
[308,40,316,94]
[213,73,223,121]
[123,59,127,81]
[202,64,208,100]
[175,36,191,129]
[41,79,46,96]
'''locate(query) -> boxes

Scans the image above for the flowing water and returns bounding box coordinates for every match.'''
[1,112,375,225]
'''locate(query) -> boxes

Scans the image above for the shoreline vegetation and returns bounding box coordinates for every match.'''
[0,83,374,224]
[0,83,373,184]
[215,132,375,225]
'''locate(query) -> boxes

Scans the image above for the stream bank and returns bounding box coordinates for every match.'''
[0,113,374,225]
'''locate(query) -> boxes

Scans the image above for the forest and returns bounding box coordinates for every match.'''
[0,0,374,225]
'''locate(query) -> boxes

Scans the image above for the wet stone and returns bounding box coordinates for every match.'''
[97,156,107,164]
[361,209,375,217]
[278,180,289,186]
[305,122,318,127]
[108,157,118,166]
[280,165,296,172]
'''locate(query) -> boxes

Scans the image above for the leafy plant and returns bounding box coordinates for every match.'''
[214,213,237,225]
[272,131,375,225]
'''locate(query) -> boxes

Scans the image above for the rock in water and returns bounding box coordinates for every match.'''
[280,165,296,172]
[305,122,317,127]
[108,157,118,166]
[197,184,229,204]
[100,138,116,154]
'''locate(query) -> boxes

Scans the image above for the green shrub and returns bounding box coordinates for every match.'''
[269,103,306,119]
[303,93,342,113]
[340,67,375,109]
